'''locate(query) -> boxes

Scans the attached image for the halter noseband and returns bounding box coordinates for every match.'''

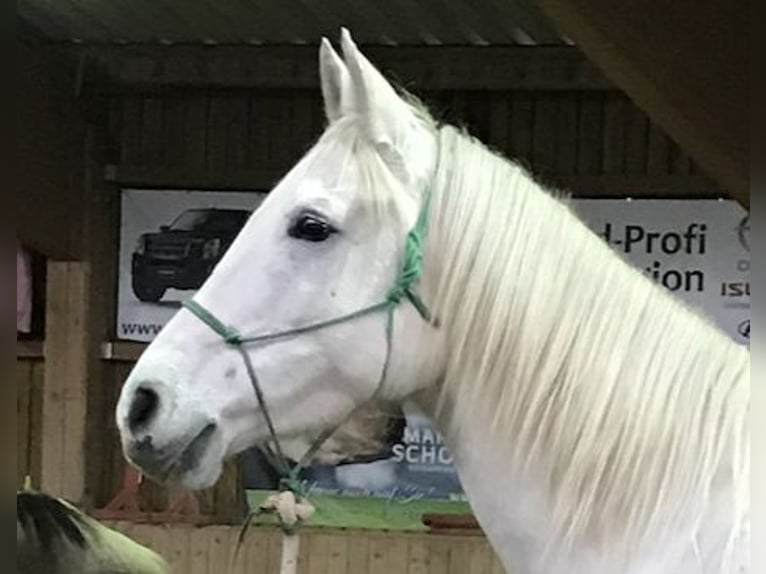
[181,190,433,509]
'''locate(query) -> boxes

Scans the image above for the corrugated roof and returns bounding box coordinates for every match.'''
[18,0,567,46]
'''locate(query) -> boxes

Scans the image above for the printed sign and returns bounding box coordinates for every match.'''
[117,189,265,342]
[118,192,749,505]
[571,199,750,345]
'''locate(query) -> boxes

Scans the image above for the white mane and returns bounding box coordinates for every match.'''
[415,124,749,566]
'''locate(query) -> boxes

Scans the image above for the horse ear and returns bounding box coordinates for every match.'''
[319,38,354,123]
[340,28,415,181]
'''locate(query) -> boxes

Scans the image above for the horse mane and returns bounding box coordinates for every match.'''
[17,489,170,574]
[17,491,89,548]
[314,86,747,563]
[414,124,749,563]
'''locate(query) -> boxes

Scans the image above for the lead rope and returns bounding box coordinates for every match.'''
[186,189,433,573]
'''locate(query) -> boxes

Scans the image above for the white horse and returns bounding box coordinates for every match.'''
[116,30,749,574]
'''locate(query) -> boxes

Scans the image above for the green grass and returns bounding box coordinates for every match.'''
[246,490,471,531]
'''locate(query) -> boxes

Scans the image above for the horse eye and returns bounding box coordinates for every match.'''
[288,213,337,242]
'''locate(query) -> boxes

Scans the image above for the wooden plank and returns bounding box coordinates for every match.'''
[141,97,164,166]
[17,43,83,259]
[601,93,626,175]
[487,92,510,152]
[269,94,294,169]
[447,539,472,574]
[189,527,210,574]
[266,529,284,574]
[227,97,249,170]
[149,524,173,566]
[105,164,278,191]
[427,539,450,574]
[167,524,192,573]
[212,457,246,524]
[624,104,649,176]
[576,92,603,174]
[509,92,534,168]
[247,95,271,171]
[207,525,235,574]
[240,525,266,574]
[162,96,187,168]
[305,532,330,574]
[97,526,510,574]
[105,163,721,199]
[669,140,693,176]
[367,533,390,574]
[346,531,370,574]
[464,92,491,143]
[17,360,33,486]
[468,542,494,574]
[407,539,430,574]
[41,262,86,498]
[646,122,671,176]
[131,523,163,555]
[290,92,318,161]
[531,93,559,175]
[100,341,146,361]
[325,533,349,574]
[206,97,230,172]
[387,536,409,573]
[551,174,721,198]
[81,45,611,91]
[120,95,143,166]
[554,94,579,175]
[16,341,44,359]
[29,362,45,489]
[185,95,209,170]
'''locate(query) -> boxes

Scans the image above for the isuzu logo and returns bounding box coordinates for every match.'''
[737,216,749,252]
[737,319,750,340]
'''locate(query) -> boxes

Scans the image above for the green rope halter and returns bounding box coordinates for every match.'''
[182,190,433,531]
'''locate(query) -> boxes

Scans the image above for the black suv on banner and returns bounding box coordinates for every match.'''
[131,208,251,302]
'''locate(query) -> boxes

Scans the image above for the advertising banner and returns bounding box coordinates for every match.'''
[117,189,265,341]
[118,191,749,524]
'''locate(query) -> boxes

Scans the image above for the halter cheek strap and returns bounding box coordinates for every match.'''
[181,191,433,530]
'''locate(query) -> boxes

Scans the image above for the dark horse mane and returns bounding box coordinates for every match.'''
[17,490,92,573]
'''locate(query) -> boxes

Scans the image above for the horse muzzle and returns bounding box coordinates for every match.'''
[124,422,219,483]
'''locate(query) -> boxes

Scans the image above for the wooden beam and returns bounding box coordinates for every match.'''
[549,174,723,200]
[17,41,83,259]
[75,45,611,91]
[38,124,119,506]
[17,340,44,359]
[533,0,748,207]
[106,164,723,199]
[41,261,90,499]
[104,164,279,191]
[100,341,146,362]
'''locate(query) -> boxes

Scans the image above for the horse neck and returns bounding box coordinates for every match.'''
[419,128,749,569]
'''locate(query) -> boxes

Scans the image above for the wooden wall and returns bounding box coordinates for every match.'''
[18,42,86,259]
[17,354,44,488]
[20,80,718,510]
[17,352,243,521]
[107,522,505,574]
[105,88,717,197]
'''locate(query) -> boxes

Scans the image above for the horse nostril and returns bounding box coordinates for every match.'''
[128,387,160,432]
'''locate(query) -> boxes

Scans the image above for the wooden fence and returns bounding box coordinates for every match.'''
[108,522,505,574]
[19,352,505,572]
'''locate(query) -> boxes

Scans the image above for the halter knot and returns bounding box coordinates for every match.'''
[223,328,244,346]
[383,221,431,321]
